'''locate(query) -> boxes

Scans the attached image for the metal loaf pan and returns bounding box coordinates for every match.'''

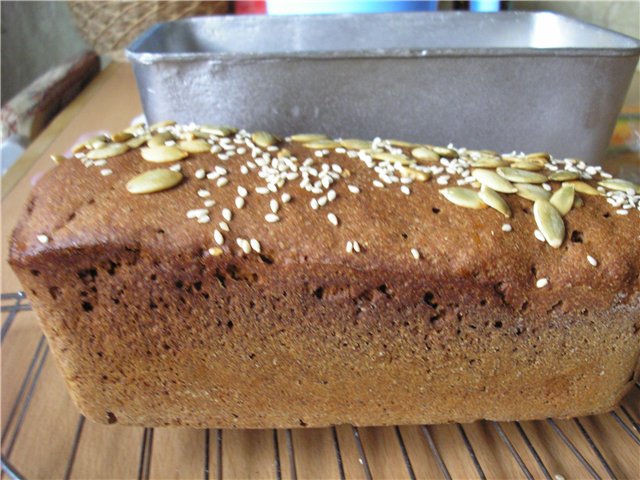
[126,11,640,163]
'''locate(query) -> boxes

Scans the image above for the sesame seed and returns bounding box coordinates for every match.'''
[353,241,361,253]
[208,247,223,257]
[250,238,261,253]
[348,185,360,194]
[195,169,205,179]
[219,221,230,232]
[207,172,219,180]
[587,255,598,267]
[215,166,228,175]
[256,187,269,195]
[265,213,280,223]
[237,238,252,254]
[197,214,211,224]
[536,278,549,288]
[100,168,113,176]
[318,196,328,207]
[327,213,339,226]
[93,159,107,166]
[169,164,182,172]
[218,154,229,161]
[502,224,512,232]
[373,180,385,188]
[222,208,232,222]
[534,229,546,242]
[198,189,210,197]
[616,209,629,215]
[235,197,245,209]
[187,208,209,219]
[281,193,291,203]
[270,199,279,213]
[542,183,552,191]
[335,147,346,154]
[327,189,337,202]
[310,198,319,210]
[240,165,249,175]
[204,199,216,207]
[237,186,248,197]
[37,234,49,244]
[214,230,224,245]
[401,185,411,195]
[411,248,420,260]
[216,177,229,187]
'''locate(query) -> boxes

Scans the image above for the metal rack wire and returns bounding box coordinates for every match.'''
[2,292,639,479]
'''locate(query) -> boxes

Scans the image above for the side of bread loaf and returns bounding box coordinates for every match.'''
[10,123,640,427]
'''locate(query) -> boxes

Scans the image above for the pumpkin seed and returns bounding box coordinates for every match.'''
[141,146,189,163]
[562,181,601,196]
[501,155,521,163]
[469,157,509,169]
[149,120,176,131]
[550,185,575,216]
[411,147,440,163]
[549,170,580,182]
[511,160,545,171]
[398,166,430,182]
[252,131,278,148]
[277,149,292,159]
[50,154,66,164]
[86,143,129,160]
[430,146,457,159]
[126,169,183,194]
[147,132,175,147]
[387,139,417,148]
[573,195,584,208]
[515,183,551,202]
[111,131,133,142]
[178,139,211,153]
[479,185,511,217]
[497,167,547,184]
[126,135,149,149]
[72,134,107,153]
[200,125,237,137]
[303,139,341,149]
[340,139,372,150]
[479,149,499,157]
[124,122,145,134]
[533,200,565,248]
[525,152,551,162]
[598,178,637,194]
[290,133,329,143]
[472,169,517,193]
[439,187,487,209]
[372,152,414,165]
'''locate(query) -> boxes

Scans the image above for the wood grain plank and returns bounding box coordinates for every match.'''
[291,428,340,479]
[398,425,448,479]
[358,426,411,480]
[334,425,367,480]
[150,428,206,479]
[222,429,277,479]
[428,424,483,479]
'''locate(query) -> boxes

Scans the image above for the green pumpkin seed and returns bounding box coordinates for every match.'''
[126,169,183,194]
[440,188,487,209]
[411,147,440,163]
[515,183,551,202]
[340,139,372,150]
[478,185,511,217]
[372,152,414,165]
[573,195,584,208]
[533,200,565,248]
[472,169,517,193]
[86,143,129,160]
[147,132,175,147]
[387,139,417,148]
[562,181,601,196]
[290,133,329,143]
[525,152,551,162]
[430,146,457,159]
[598,178,637,194]
[200,125,237,137]
[469,157,509,169]
[497,167,547,184]
[252,131,278,148]
[178,139,211,153]
[303,140,341,149]
[548,170,580,182]
[111,131,134,143]
[141,146,189,163]
[511,161,545,171]
[398,166,430,182]
[149,120,176,131]
[126,135,150,149]
[550,185,575,216]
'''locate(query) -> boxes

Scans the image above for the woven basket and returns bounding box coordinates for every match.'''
[68,1,229,61]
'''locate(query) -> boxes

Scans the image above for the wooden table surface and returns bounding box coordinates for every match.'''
[1,63,639,479]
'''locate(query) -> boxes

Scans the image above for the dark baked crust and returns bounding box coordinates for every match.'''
[9,129,640,427]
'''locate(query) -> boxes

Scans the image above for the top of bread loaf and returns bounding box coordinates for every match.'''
[10,121,640,311]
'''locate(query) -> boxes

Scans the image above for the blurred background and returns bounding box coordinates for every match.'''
[1,1,639,174]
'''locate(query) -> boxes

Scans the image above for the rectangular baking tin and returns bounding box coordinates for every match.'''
[126,11,640,163]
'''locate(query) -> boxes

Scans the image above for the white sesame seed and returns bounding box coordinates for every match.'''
[256,187,269,195]
[265,213,280,223]
[327,213,339,226]
[270,199,279,213]
[327,189,337,202]
[353,241,361,253]
[169,163,182,172]
[198,189,210,197]
[346,241,353,253]
[401,185,411,195]
[310,198,319,210]
[187,208,209,219]
[235,197,245,209]
[411,248,420,260]
[222,208,232,221]
[218,154,229,161]
[318,196,328,207]
[93,159,107,166]
[237,186,248,197]
[37,234,49,244]
[237,147,246,155]
[214,230,224,245]
[587,255,598,267]
[216,177,229,187]
[207,171,219,180]
[534,229,546,242]
[501,224,512,232]
[237,238,252,254]
[250,238,261,253]
[436,176,449,186]
[240,165,249,175]
[195,169,205,179]
[536,278,549,288]
[335,147,346,154]
[208,247,223,257]
[281,193,291,203]
[197,214,211,224]
[348,185,360,194]
[373,180,385,188]
[616,209,629,215]
[219,221,230,232]
[100,168,113,176]
[542,183,552,191]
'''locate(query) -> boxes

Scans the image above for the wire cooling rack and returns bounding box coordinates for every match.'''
[2,291,639,479]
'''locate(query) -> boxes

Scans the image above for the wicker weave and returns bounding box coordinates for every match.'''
[68,1,229,61]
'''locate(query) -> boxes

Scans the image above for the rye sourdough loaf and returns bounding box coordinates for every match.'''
[9,122,640,427]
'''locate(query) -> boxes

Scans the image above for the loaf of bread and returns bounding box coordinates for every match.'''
[10,122,640,427]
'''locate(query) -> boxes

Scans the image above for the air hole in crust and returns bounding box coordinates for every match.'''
[82,301,93,312]
[423,292,438,309]
[571,231,584,243]
[106,412,117,424]
[432,207,440,214]
[313,287,324,300]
